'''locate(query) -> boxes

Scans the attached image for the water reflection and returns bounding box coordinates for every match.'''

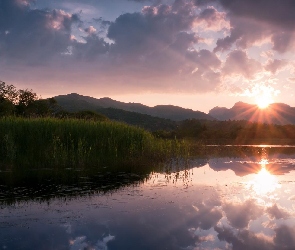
[247,159,281,197]
[1,147,295,249]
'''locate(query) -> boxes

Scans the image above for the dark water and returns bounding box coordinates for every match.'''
[1,147,295,250]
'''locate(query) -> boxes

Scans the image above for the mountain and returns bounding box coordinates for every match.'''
[209,102,295,125]
[96,108,177,131]
[54,93,215,121]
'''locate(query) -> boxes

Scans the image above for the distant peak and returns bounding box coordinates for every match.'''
[209,106,227,111]
[100,97,113,100]
[233,101,249,106]
[270,102,290,108]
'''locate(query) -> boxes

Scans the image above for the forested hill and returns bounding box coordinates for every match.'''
[209,102,295,125]
[54,93,215,121]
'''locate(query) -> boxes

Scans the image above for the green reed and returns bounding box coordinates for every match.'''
[0,117,188,168]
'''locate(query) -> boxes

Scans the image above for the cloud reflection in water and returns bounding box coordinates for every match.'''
[1,147,295,250]
[187,152,295,250]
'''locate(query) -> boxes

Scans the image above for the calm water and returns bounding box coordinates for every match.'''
[1,147,295,250]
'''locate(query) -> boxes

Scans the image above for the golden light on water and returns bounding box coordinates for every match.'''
[247,159,280,196]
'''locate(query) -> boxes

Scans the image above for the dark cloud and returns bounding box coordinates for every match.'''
[274,225,295,249]
[72,34,109,61]
[218,0,295,31]
[211,0,295,53]
[214,16,271,52]
[128,0,151,1]
[194,0,216,6]
[215,226,275,250]
[0,0,79,64]
[107,1,196,58]
[93,18,111,28]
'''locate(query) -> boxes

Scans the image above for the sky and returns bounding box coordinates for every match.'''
[1,0,295,113]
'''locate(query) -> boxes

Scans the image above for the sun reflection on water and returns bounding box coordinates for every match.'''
[247,158,281,198]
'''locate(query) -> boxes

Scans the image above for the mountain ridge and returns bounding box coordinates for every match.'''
[54,93,295,125]
[54,93,215,121]
[209,102,295,125]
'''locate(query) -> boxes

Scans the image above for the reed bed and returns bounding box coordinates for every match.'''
[0,117,188,168]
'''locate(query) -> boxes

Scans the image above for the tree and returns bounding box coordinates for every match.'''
[16,89,38,116]
[0,81,61,117]
[0,80,18,103]
[0,99,15,116]
[0,81,17,116]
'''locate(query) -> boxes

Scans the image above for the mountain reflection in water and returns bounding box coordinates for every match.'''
[1,146,295,250]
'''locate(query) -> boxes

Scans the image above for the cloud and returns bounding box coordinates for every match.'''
[264,59,288,74]
[222,50,262,78]
[214,226,274,250]
[0,0,223,94]
[70,235,115,250]
[107,1,197,59]
[193,204,223,230]
[66,0,222,93]
[0,0,79,64]
[218,0,295,31]
[271,32,295,53]
[223,200,263,229]
[194,6,229,31]
[84,25,97,34]
[266,204,290,220]
[273,225,295,249]
[214,16,272,52]
[211,0,295,53]
[1,0,294,96]
[72,33,109,61]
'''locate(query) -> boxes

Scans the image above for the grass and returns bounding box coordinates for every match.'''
[0,117,188,168]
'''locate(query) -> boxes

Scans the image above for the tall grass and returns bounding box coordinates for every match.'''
[0,117,188,168]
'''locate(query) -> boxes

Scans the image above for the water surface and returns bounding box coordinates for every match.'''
[1,147,295,250]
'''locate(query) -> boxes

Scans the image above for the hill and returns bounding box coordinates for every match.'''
[209,102,295,125]
[53,94,177,131]
[55,93,215,121]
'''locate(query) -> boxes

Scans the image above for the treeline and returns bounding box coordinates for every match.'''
[0,80,58,117]
[154,119,295,144]
[0,81,108,121]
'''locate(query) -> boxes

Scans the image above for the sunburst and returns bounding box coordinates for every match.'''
[256,94,273,109]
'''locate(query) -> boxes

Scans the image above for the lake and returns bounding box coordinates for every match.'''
[1,146,295,250]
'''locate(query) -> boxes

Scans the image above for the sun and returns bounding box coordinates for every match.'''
[256,94,273,109]
[246,159,280,197]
